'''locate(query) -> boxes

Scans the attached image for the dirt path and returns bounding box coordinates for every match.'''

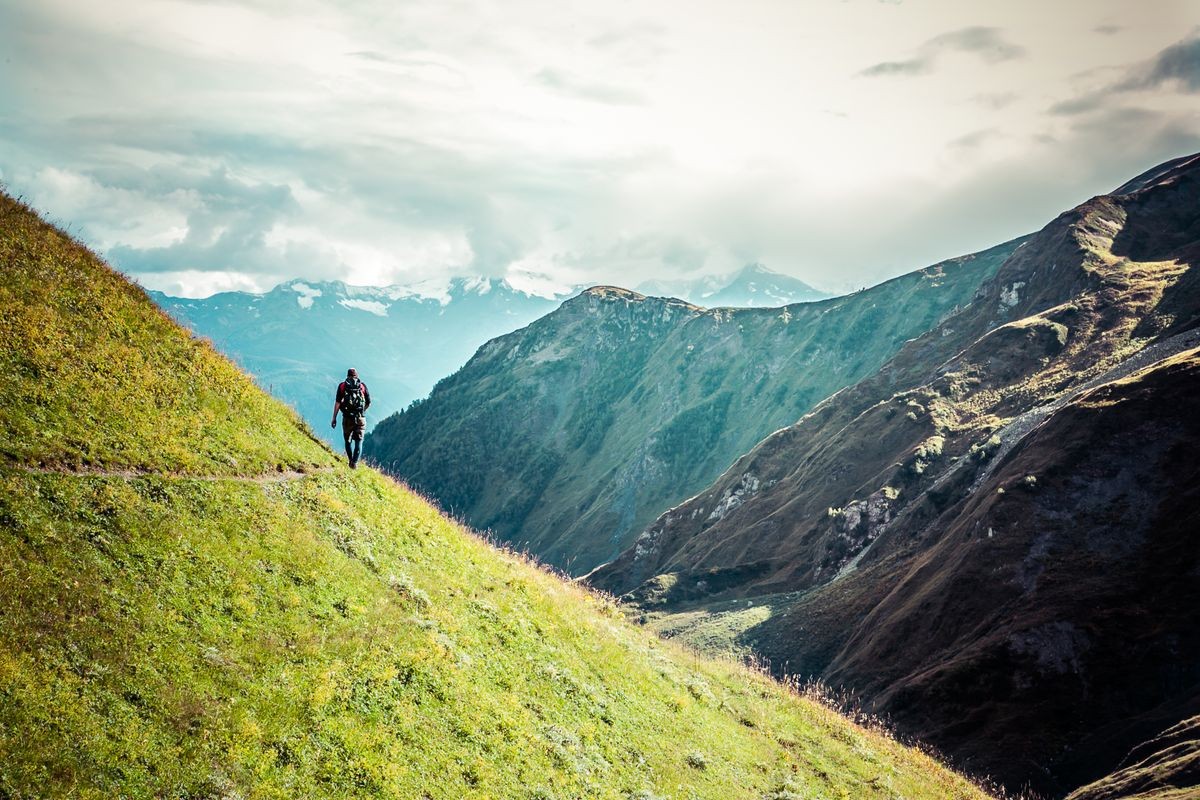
[9,463,339,483]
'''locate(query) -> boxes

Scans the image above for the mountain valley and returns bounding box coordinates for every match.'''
[587,153,1200,796]
[372,153,1200,798]
[365,240,1024,574]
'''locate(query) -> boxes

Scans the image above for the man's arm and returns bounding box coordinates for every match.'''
[331,382,343,428]
[364,383,371,410]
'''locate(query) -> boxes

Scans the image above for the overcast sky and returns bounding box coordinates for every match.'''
[2,0,1198,297]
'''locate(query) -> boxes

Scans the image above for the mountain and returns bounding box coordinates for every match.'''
[637,263,831,308]
[151,264,827,449]
[1066,716,1200,800]
[0,193,990,798]
[150,278,562,445]
[365,239,1023,574]
[588,153,1200,796]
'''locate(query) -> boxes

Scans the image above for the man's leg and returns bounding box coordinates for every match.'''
[349,418,364,467]
[342,426,354,462]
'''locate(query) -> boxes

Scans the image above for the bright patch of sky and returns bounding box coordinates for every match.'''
[1,0,1197,297]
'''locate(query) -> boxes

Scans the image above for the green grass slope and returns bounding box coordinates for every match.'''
[0,199,333,475]
[0,192,989,799]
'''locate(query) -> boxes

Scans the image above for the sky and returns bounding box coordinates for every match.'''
[1,0,1198,298]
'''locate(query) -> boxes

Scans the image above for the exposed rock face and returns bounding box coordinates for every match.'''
[366,240,1020,573]
[588,153,1200,796]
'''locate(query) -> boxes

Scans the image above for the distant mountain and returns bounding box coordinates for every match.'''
[637,263,830,307]
[363,239,1023,574]
[589,153,1200,796]
[150,278,561,444]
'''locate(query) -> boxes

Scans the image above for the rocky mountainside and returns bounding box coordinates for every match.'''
[637,263,831,308]
[365,239,1022,573]
[589,152,1200,796]
[151,278,561,445]
[1066,716,1200,800]
[0,192,991,799]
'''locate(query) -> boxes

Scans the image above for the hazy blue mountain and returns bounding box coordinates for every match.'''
[150,278,561,444]
[153,267,830,446]
[637,263,830,307]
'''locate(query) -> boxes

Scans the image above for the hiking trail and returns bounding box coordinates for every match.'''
[10,463,340,483]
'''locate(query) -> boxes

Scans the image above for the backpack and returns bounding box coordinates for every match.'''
[342,377,366,417]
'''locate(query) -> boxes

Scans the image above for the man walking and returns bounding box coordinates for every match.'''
[331,367,371,468]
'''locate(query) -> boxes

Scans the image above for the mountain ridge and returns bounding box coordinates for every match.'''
[637,263,831,308]
[366,235,1024,573]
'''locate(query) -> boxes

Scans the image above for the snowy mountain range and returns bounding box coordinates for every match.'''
[637,263,830,307]
[151,266,831,445]
[150,277,563,444]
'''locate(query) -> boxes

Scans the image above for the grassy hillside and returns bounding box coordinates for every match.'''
[0,200,332,476]
[365,239,1022,574]
[0,192,991,798]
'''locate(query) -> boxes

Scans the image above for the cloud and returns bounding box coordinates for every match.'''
[1094,24,1123,36]
[1051,36,1200,115]
[586,19,667,67]
[928,27,1027,62]
[860,58,931,77]
[534,67,646,105]
[947,129,1002,152]
[969,92,1018,109]
[2,0,1197,301]
[1117,36,1200,92]
[859,26,1025,78]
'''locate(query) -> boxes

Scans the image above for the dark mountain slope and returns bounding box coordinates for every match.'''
[0,193,992,798]
[590,153,1200,795]
[366,241,1021,573]
[1067,716,1200,800]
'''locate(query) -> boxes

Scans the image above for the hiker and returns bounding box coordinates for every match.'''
[331,368,371,468]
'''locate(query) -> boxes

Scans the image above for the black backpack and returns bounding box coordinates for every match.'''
[342,377,366,417]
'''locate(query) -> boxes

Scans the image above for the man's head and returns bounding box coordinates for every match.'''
[347,368,358,379]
